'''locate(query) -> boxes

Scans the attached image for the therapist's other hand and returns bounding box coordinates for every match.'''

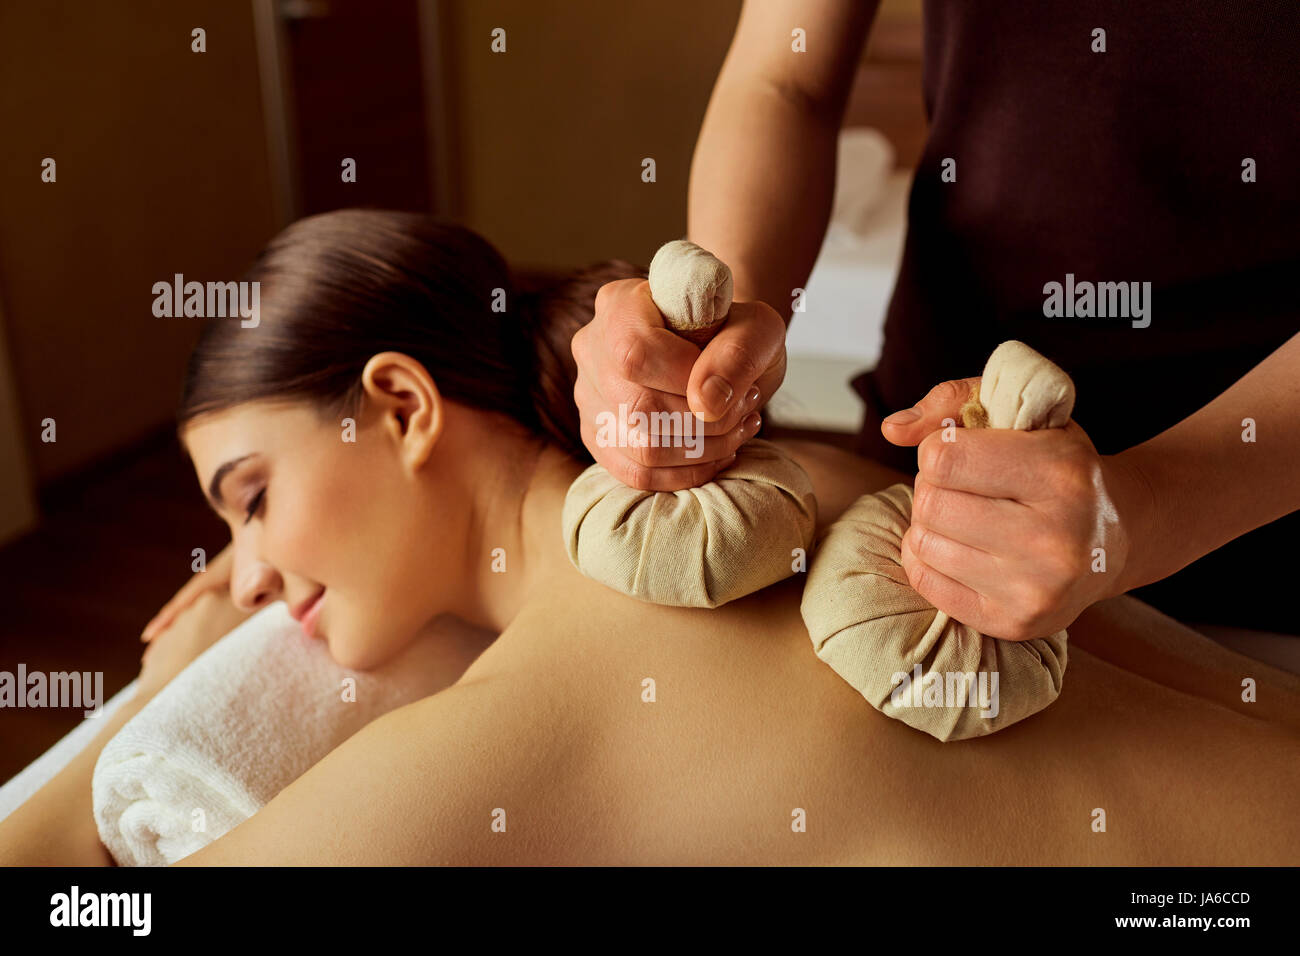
[882,378,1151,641]
[572,278,786,491]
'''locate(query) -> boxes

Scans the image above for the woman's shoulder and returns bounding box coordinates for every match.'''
[769,437,909,531]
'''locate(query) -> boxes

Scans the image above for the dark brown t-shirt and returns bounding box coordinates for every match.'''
[853,0,1299,632]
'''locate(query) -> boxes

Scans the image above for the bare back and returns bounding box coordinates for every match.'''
[192,440,1300,865]
[458,439,1300,865]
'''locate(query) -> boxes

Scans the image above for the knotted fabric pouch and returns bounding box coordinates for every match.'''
[561,239,817,608]
[563,437,816,608]
[801,341,1075,741]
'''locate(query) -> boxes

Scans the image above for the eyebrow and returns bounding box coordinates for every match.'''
[207,454,255,511]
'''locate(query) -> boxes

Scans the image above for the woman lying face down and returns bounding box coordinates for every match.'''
[161,209,1300,866]
[179,210,639,670]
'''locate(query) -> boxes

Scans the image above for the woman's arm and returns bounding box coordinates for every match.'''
[0,691,149,865]
[0,590,250,865]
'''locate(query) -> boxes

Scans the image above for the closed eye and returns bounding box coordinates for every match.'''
[243,488,266,525]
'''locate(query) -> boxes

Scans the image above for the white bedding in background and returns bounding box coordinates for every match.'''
[771,128,911,433]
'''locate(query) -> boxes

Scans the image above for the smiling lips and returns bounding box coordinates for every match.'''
[292,589,326,638]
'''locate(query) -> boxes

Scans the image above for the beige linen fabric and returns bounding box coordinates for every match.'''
[974,339,1076,429]
[801,483,1069,741]
[801,341,1074,741]
[562,438,816,609]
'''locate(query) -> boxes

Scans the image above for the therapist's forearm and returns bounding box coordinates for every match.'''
[0,688,150,866]
[687,76,841,323]
[1114,330,1300,594]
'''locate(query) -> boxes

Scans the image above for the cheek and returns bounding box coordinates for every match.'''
[305,445,436,649]
[267,463,356,574]
[318,446,420,577]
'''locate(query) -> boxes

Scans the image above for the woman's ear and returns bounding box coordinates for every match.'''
[359,351,444,470]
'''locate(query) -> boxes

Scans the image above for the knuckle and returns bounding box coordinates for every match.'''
[613,333,649,382]
[1047,447,1081,483]
[1012,586,1053,631]
[929,378,970,407]
[612,458,652,491]
[908,562,931,596]
[901,539,926,586]
[920,438,957,484]
[593,279,620,314]
[745,303,787,352]
[570,321,587,355]
[1051,440,1093,483]
[1046,540,1085,582]
[911,480,932,522]
[625,387,658,425]
[757,301,786,337]
[621,441,650,468]
[908,523,932,561]
[628,439,672,469]
[1060,468,1092,503]
[713,340,762,384]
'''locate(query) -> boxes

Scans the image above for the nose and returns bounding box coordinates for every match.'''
[230,555,281,613]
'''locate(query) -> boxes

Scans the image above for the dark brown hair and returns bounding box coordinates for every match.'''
[176,208,645,464]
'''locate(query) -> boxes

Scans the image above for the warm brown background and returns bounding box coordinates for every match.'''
[0,0,923,782]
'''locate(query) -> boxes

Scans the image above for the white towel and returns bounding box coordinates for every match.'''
[92,601,454,866]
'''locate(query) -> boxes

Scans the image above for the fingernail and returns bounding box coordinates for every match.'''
[742,412,761,433]
[884,407,921,425]
[744,385,761,409]
[703,375,733,410]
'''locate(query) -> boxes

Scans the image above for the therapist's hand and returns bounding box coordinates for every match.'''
[882,378,1153,641]
[572,278,787,490]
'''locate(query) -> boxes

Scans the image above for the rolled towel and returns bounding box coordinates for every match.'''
[801,340,1073,741]
[562,239,816,608]
[92,601,454,865]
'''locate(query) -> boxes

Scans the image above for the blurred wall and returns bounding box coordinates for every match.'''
[0,1,276,487]
[0,0,920,507]
[0,297,37,541]
[441,0,744,274]
[442,0,923,272]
